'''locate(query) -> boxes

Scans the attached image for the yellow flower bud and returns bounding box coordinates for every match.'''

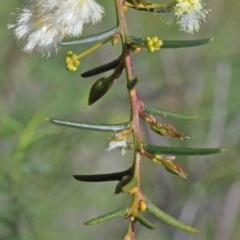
[145,36,163,52]
[139,200,147,212]
[65,51,80,72]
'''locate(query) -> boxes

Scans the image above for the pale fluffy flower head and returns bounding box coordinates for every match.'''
[174,0,202,15]
[173,0,209,33]
[8,0,104,56]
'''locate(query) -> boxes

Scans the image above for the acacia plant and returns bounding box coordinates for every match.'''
[9,0,224,239]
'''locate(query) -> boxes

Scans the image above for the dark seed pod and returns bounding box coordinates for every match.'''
[88,77,114,105]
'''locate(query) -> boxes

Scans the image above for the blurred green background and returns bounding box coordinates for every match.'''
[1,1,240,240]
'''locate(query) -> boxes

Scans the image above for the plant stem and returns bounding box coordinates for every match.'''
[115,0,144,233]
[124,221,136,240]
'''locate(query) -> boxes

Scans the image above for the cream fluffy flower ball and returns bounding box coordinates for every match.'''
[9,0,104,56]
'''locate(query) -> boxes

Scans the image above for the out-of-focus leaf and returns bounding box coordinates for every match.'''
[125,2,173,12]
[46,118,130,132]
[135,214,156,229]
[145,197,199,233]
[59,27,119,46]
[142,103,197,120]
[144,144,225,156]
[84,207,128,226]
[81,57,121,78]
[152,6,173,13]
[73,169,131,182]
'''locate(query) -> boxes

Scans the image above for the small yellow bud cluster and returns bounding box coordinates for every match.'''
[145,36,163,52]
[65,51,80,71]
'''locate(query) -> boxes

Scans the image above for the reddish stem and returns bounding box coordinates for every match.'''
[115,0,145,237]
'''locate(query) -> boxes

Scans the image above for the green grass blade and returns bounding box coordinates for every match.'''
[59,27,119,46]
[143,103,197,120]
[145,197,199,233]
[84,207,128,226]
[144,144,225,156]
[46,118,130,132]
[135,214,156,229]
[73,169,131,182]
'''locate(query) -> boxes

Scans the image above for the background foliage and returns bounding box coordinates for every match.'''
[1,1,240,239]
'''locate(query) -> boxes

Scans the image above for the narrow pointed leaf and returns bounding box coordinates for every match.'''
[144,144,225,156]
[129,36,213,49]
[73,169,131,182]
[46,118,130,132]
[81,57,121,78]
[162,38,214,48]
[143,103,197,120]
[145,197,199,233]
[84,207,128,226]
[135,215,156,229]
[59,27,119,46]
